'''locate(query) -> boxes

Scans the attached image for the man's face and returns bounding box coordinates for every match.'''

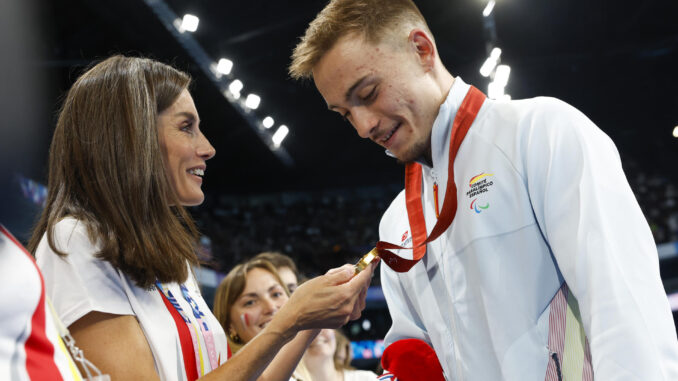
[313,33,440,163]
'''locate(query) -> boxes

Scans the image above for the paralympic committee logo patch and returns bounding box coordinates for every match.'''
[466,172,494,214]
[470,198,489,213]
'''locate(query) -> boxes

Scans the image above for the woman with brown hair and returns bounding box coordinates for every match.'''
[29,55,376,381]
[213,258,313,380]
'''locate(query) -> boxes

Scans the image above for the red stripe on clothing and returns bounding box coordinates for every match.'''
[0,226,64,381]
[582,337,594,380]
[545,283,568,381]
[24,292,62,381]
[158,289,199,381]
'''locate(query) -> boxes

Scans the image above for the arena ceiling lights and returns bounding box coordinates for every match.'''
[144,0,293,166]
[262,116,274,129]
[482,0,496,17]
[480,0,511,101]
[174,14,199,33]
[272,125,289,147]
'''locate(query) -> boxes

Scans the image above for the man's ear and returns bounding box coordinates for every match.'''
[408,29,436,70]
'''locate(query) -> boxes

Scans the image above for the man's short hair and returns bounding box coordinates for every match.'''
[289,0,431,80]
[251,251,299,276]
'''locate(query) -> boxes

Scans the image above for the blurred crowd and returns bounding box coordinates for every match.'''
[193,156,678,278]
[193,185,403,284]
[625,158,678,244]
[12,157,678,278]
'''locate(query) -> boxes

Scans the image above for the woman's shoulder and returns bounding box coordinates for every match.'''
[35,216,99,262]
[53,216,88,238]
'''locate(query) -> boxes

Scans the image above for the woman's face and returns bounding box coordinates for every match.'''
[158,89,216,206]
[306,329,337,359]
[228,267,289,343]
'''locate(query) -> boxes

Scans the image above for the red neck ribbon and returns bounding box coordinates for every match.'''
[158,289,199,381]
[376,86,486,272]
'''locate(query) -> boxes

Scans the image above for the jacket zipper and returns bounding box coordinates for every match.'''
[550,352,563,381]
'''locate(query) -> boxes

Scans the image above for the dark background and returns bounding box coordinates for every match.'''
[13,0,678,196]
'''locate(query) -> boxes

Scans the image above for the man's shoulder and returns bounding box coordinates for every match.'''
[504,96,585,125]
[470,96,593,157]
[380,189,406,225]
[480,96,577,126]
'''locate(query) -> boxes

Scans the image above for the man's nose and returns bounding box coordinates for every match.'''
[351,107,379,139]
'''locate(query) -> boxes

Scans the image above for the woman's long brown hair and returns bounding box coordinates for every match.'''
[28,55,200,289]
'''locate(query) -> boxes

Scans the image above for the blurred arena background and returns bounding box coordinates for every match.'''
[2,0,677,370]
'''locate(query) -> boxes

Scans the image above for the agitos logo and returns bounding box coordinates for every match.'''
[470,198,489,214]
[466,172,494,214]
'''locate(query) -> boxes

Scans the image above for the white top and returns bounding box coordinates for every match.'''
[343,369,378,381]
[35,217,229,381]
[0,225,82,381]
[379,78,678,380]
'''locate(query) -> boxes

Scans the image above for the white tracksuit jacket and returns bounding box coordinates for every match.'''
[379,78,678,380]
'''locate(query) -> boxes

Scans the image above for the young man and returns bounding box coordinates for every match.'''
[290,0,678,379]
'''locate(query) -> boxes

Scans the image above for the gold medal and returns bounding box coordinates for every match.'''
[354,248,378,274]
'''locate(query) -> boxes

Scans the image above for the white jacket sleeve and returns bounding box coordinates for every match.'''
[523,98,678,379]
[381,263,431,347]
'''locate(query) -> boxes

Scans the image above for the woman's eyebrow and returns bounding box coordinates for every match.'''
[173,111,199,123]
[239,292,259,299]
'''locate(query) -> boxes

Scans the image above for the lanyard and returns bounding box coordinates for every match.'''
[179,284,219,370]
[376,86,486,272]
[156,281,219,377]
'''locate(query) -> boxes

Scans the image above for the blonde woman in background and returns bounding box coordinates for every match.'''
[303,329,377,381]
[333,330,352,370]
[214,258,313,381]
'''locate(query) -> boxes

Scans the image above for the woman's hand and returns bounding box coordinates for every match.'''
[205,260,378,381]
[273,260,378,332]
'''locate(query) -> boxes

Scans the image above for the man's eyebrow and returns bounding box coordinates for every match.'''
[327,74,369,111]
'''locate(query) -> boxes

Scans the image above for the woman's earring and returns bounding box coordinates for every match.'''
[228,328,241,343]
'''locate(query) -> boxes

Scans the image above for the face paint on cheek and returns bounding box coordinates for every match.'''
[240,313,249,327]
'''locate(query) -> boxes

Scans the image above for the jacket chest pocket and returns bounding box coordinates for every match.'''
[448,163,535,252]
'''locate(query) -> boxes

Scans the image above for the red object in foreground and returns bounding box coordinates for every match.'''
[381,339,445,381]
